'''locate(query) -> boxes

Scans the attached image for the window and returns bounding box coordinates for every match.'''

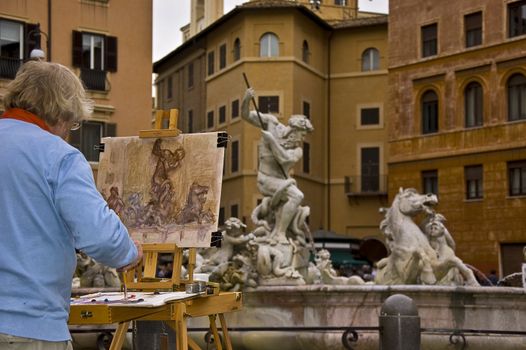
[69,121,116,162]
[258,96,279,114]
[219,207,225,226]
[335,0,347,5]
[166,76,173,99]
[231,99,239,119]
[362,48,379,71]
[233,38,241,61]
[219,44,227,69]
[422,170,438,195]
[231,140,239,173]
[72,31,117,91]
[508,0,526,37]
[0,19,29,79]
[188,110,193,133]
[465,165,483,199]
[422,90,439,134]
[508,160,526,196]
[302,40,309,63]
[465,82,483,127]
[303,142,310,174]
[465,12,482,47]
[230,204,239,219]
[207,51,214,76]
[361,147,380,192]
[360,107,380,126]
[188,63,194,88]
[219,105,226,124]
[421,23,437,57]
[507,73,526,121]
[303,101,311,119]
[260,32,279,57]
[207,111,214,129]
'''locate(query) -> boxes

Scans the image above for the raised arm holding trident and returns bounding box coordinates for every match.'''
[241,87,313,244]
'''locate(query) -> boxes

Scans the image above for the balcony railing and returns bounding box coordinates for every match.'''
[0,57,22,80]
[80,68,107,91]
[344,175,388,197]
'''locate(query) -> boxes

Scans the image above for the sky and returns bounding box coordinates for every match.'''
[152,0,389,62]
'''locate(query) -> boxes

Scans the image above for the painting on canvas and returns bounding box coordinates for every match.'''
[97,132,224,247]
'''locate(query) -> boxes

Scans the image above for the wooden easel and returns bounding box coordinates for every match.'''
[70,109,239,350]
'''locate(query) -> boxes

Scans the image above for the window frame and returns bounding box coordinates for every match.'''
[360,146,380,193]
[508,0,526,38]
[507,73,526,121]
[361,47,380,71]
[303,141,311,174]
[421,23,438,58]
[465,11,483,48]
[207,50,214,76]
[258,95,280,114]
[219,43,227,70]
[231,139,239,173]
[260,32,279,57]
[302,40,310,64]
[465,165,483,200]
[464,81,483,128]
[422,169,438,196]
[508,160,526,196]
[421,90,439,134]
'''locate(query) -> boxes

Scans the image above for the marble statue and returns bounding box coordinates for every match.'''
[236,87,314,285]
[313,249,365,285]
[375,188,479,286]
[241,88,313,245]
[74,252,121,288]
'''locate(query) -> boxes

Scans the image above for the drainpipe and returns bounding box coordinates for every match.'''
[47,0,52,61]
[327,30,333,232]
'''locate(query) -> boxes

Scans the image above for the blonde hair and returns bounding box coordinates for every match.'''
[3,60,93,126]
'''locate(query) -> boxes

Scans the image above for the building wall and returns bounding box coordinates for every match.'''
[388,0,526,275]
[0,0,153,157]
[329,24,388,238]
[155,5,389,242]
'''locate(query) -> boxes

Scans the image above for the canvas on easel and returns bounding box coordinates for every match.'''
[97,132,225,248]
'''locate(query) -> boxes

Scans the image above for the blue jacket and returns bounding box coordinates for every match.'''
[0,118,138,341]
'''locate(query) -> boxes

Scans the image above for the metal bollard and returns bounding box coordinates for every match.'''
[379,294,421,350]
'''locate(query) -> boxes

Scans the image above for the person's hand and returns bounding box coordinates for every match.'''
[117,240,143,272]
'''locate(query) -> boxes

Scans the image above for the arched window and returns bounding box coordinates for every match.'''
[361,48,379,71]
[233,38,241,61]
[464,81,483,127]
[260,32,279,57]
[508,73,526,121]
[302,40,309,63]
[422,90,438,134]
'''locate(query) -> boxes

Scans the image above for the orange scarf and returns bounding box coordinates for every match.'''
[1,108,50,132]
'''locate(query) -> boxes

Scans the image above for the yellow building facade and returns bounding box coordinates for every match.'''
[388,0,526,276]
[0,0,153,171]
[154,1,388,245]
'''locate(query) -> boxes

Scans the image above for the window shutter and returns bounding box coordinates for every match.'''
[72,31,83,67]
[105,36,118,72]
[69,127,81,150]
[25,23,41,59]
[104,122,117,137]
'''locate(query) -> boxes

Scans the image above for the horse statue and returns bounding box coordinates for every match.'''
[375,188,479,286]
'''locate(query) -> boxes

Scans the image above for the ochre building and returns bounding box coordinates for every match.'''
[388,0,526,276]
[154,0,389,247]
[0,0,153,176]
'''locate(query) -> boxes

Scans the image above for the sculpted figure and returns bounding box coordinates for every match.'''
[314,249,365,285]
[375,188,479,286]
[242,88,313,244]
[422,213,478,286]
